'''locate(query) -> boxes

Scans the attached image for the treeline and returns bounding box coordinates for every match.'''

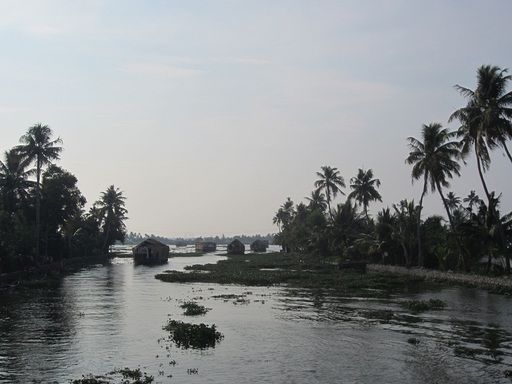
[273,65,512,274]
[0,124,128,273]
[125,232,274,246]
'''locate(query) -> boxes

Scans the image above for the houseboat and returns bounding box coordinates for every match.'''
[133,239,170,265]
[195,241,217,252]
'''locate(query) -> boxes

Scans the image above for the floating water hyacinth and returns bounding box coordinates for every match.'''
[163,319,223,349]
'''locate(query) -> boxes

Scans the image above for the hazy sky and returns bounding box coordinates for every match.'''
[1,1,511,238]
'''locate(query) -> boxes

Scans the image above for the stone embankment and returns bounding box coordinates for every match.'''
[368,264,512,294]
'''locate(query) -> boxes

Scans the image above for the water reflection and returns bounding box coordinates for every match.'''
[2,256,512,383]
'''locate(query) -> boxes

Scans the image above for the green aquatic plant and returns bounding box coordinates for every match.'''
[155,252,424,297]
[180,301,210,316]
[163,319,223,349]
[71,367,154,384]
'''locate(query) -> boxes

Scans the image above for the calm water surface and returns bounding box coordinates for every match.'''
[2,247,512,383]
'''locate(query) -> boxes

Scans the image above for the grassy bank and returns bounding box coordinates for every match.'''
[368,264,512,295]
[155,252,423,297]
[156,252,512,295]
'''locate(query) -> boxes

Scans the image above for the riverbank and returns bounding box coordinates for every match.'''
[0,254,112,289]
[368,264,512,295]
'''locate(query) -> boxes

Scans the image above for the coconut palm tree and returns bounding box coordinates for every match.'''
[450,65,512,273]
[329,200,365,260]
[314,166,345,217]
[305,189,327,212]
[273,198,294,231]
[463,190,482,214]
[347,168,382,219]
[16,123,62,259]
[0,149,34,214]
[392,199,418,267]
[445,192,461,214]
[95,185,128,254]
[273,197,295,252]
[406,123,461,266]
[450,65,512,164]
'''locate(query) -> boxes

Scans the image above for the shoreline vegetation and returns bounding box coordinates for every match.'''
[368,264,512,295]
[4,251,512,296]
[156,252,512,296]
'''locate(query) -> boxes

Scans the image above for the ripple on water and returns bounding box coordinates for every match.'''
[3,259,512,383]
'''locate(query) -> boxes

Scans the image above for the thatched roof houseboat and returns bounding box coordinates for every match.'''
[195,241,217,252]
[250,239,269,252]
[227,239,245,255]
[133,239,169,265]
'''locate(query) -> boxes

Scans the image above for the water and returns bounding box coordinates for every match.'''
[2,248,512,383]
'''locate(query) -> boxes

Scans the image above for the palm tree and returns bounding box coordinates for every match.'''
[450,65,512,164]
[314,166,345,217]
[16,123,62,260]
[0,149,34,214]
[95,185,128,254]
[305,189,327,212]
[450,65,512,273]
[329,200,365,260]
[463,190,482,214]
[347,168,382,219]
[406,123,461,266]
[445,192,461,214]
[273,197,295,252]
[392,199,418,267]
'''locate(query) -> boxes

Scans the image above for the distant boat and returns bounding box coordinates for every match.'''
[250,239,269,252]
[195,241,217,252]
[133,239,169,265]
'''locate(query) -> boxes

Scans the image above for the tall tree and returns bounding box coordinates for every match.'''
[450,65,512,164]
[94,185,128,254]
[329,200,365,260]
[305,189,327,212]
[16,123,62,260]
[450,65,512,273]
[41,165,86,258]
[445,192,461,215]
[347,168,382,219]
[463,190,482,214]
[406,123,461,266]
[314,166,345,217]
[392,199,418,267]
[0,149,34,214]
[273,197,295,252]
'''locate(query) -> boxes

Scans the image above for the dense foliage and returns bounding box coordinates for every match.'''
[0,124,128,273]
[273,64,512,274]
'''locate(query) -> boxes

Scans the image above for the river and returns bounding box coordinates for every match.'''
[1,246,512,383]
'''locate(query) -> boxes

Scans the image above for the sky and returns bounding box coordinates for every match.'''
[0,1,511,238]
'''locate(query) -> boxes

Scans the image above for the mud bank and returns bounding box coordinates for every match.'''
[368,264,512,294]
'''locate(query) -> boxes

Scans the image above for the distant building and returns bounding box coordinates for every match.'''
[133,238,169,265]
[195,241,217,252]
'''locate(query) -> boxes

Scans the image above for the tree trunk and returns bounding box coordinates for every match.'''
[501,139,512,165]
[476,149,511,275]
[35,160,41,263]
[436,182,456,231]
[416,178,427,268]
